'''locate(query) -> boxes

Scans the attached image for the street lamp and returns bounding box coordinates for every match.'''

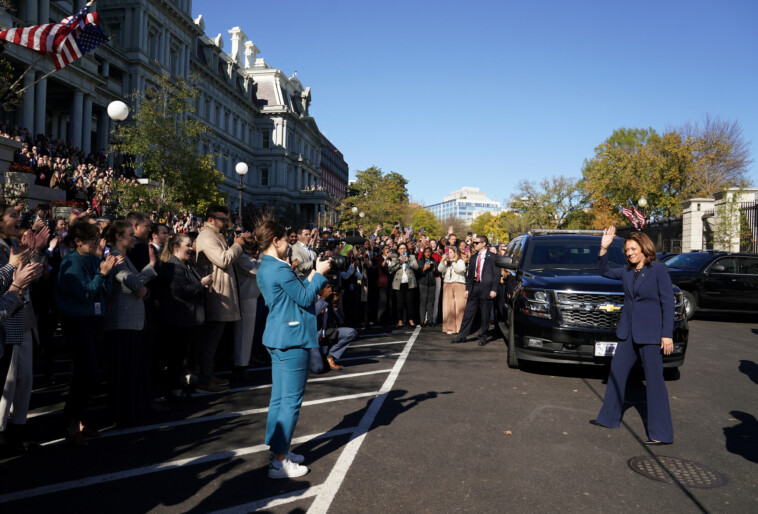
[638,197,648,208]
[235,162,248,225]
[107,100,129,176]
[107,100,129,122]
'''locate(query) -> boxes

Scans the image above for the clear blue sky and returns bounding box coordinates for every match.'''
[192,0,758,207]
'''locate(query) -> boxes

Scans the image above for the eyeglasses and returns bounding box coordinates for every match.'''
[473,240,484,245]
[212,216,230,222]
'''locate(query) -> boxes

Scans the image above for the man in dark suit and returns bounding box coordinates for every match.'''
[451,235,500,346]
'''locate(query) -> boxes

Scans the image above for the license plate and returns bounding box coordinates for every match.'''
[595,342,617,357]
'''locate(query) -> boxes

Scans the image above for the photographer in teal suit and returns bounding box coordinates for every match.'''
[254,218,331,479]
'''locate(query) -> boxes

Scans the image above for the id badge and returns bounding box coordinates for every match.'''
[94,302,102,315]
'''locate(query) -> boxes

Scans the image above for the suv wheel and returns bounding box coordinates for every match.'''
[681,291,697,320]
[663,367,679,380]
[507,311,519,369]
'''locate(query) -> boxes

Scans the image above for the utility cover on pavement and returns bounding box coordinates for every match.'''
[627,456,727,489]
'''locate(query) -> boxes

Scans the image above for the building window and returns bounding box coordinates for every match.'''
[261,167,269,186]
[261,129,270,148]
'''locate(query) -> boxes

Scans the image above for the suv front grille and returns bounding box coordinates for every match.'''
[555,291,624,329]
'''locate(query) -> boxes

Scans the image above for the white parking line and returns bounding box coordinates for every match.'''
[351,340,407,348]
[40,391,381,446]
[211,327,421,513]
[14,329,420,509]
[209,486,324,513]
[0,429,353,504]
[307,326,421,513]
[28,369,392,420]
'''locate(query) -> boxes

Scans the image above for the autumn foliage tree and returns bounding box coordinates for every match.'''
[113,72,226,214]
[508,175,586,229]
[339,166,410,232]
[581,120,751,227]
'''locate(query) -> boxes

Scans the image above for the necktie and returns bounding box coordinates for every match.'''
[476,254,482,282]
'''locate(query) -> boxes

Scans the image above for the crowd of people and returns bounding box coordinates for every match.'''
[0,193,508,457]
[1,122,205,231]
[0,123,516,477]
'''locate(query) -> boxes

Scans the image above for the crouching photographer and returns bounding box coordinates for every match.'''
[310,283,357,373]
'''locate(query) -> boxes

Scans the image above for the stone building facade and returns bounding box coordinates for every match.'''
[0,0,347,221]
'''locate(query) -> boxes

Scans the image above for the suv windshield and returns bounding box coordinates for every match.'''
[665,253,715,271]
[523,239,626,271]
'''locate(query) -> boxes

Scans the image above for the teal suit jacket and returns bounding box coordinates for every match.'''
[257,254,327,350]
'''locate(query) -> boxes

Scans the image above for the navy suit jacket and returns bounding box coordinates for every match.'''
[466,251,500,297]
[257,254,327,350]
[598,253,675,344]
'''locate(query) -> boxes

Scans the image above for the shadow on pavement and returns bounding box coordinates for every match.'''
[739,360,758,386]
[724,410,758,464]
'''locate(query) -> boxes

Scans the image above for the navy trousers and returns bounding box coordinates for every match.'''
[596,338,674,443]
[309,327,357,374]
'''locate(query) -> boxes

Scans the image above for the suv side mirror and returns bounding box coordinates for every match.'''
[496,255,516,269]
[709,264,726,273]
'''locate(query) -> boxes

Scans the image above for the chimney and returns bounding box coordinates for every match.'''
[244,41,260,69]
[227,27,248,64]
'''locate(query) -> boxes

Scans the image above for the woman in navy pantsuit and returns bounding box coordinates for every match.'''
[254,219,331,479]
[591,226,675,445]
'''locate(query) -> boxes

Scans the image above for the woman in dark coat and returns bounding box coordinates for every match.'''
[591,226,675,445]
[416,246,438,326]
[159,233,213,400]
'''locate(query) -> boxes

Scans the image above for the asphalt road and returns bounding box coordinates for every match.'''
[1,315,757,513]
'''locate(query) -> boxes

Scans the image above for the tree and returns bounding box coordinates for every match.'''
[339,166,410,231]
[113,72,226,213]
[581,123,752,227]
[508,175,586,229]
[470,212,494,238]
[679,115,752,197]
[439,215,469,239]
[406,204,442,239]
[108,179,183,218]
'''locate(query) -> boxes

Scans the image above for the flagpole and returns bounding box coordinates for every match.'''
[15,34,116,96]
[15,66,58,95]
[5,53,47,94]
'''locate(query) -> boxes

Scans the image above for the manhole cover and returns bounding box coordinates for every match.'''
[628,456,727,489]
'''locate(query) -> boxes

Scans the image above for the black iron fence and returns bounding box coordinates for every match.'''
[740,201,758,252]
[616,218,683,253]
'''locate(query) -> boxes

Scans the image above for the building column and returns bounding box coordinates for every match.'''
[82,95,92,155]
[21,74,34,134]
[25,0,37,24]
[96,108,109,153]
[34,73,47,137]
[70,91,83,150]
[51,111,60,137]
[38,0,50,24]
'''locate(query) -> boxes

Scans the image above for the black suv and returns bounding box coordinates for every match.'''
[495,231,689,375]
[664,251,758,320]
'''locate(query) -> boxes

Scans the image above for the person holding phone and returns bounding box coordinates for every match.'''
[389,243,418,327]
[417,247,438,326]
[438,246,467,335]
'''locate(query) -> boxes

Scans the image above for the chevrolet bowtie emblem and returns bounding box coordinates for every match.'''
[597,304,622,313]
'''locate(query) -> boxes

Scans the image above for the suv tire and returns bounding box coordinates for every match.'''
[681,291,697,321]
[507,311,519,369]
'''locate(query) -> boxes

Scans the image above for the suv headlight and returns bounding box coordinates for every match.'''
[521,288,552,319]
[674,291,685,321]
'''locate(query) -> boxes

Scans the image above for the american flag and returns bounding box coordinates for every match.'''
[632,206,646,229]
[618,205,640,230]
[0,1,108,70]
[51,19,108,70]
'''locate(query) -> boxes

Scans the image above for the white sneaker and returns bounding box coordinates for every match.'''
[268,458,309,479]
[270,450,305,464]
